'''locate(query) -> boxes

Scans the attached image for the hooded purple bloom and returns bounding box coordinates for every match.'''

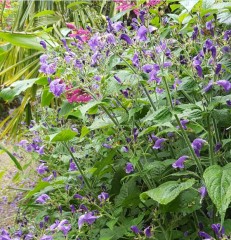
[106,33,116,45]
[192,26,199,40]
[206,21,214,31]
[156,41,166,54]
[74,193,83,199]
[198,231,212,239]
[199,186,207,199]
[40,235,53,240]
[142,64,154,73]
[224,30,231,41]
[144,226,152,238]
[163,61,172,68]
[125,162,134,174]
[136,26,148,41]
[192,138,206,157]
[49,79,66,97]
[120,34,132,45]
[121,146,129,152]
[211,224,224,238]
[70,204,76,213]
[37,163,48,175]
[133,128,139,142]
[88,34,101,51]
[36,194,50,204]
[178,119,189,130]
[172,155,189,169]
[203,80,213,93]
[25,233,34,240]
[204,39,213,51]
[216,80,231,92]
[57,220,72,236]
[153,138,166,150]
[102,143,112,149]
[215,142,222,152]
[132,52,139,68]
[215,63,222,75]
[210,46,216,59]
[112,21,124,32]
[40,40,47,49]
[69,160,77,171]
[78,212,99,229]
[98,192,109,202]
[79,204,88,212]
[226,100,231,106]
[195,65,203,78]
[37,145,45,155]
[139,10,146,24]
[130,226,140,235]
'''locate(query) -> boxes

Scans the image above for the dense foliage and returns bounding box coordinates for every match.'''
[0,0,231,239]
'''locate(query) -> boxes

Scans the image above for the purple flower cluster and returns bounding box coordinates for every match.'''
[130,225,152,238]
[18,137,45,155]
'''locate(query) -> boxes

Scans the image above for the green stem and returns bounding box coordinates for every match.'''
[162,73,173,110]
[174,114,203,176]
[63,142,91,189]
[207,114,215,165]
[212,118,220,143]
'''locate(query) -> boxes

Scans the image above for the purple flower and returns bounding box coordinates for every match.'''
[120,34,132,45]
[36,194,50,204]
[199,186,207,199]
[142,64,153,73]
[215,142,222,152]
[25,233,34,240]
[192,138,206,157]
[79,204,88,212]
[131,225,140,234]
[112,21,124,32]
[88,34,101,51]
[57,220,71,236]
[74,193,83,199]
[179,119,189,130]
[37,145,45,155]
[78,212,99,229]
[206,21,214,31]
[144,226,152,238]
[43,175,53,182]
[224,30,231,41]
[125,162,134,174]
[222,46,231,53]
[98,192,109,202]
[226,100,231,106]
[215,63,222,75]
[49,79,66,97]
[40,40,47,49]
[102,143,112,149]
[69,160,77,171]
[44,215,50,222]
[136,26,148,41]
[163,61,172,68]
[210,46,216,59]
[195,65,203,78]
[121,146,129,152]
[70,204,76,213]
[37,163,48,175]
[132,52,139,68]
[211,223,224,238]
[106,33,116,45]
[203,80,213,93]
[198,231,212,239]
[172,155,189,169]
[152,138,166,150]
[204,39,213,51]
[133,128,139,142]
[216,80,231,92]
[192,26,199,40]
[40,235,53,240]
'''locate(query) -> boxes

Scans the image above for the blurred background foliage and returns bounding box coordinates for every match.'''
[0,0,231,139]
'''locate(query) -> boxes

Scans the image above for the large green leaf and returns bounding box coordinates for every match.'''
[203,163,231,224]
[49,129,77,142]
[0,32,43,50]
[0,78,45,101]
[140,179,195,205]
[0,144,23,171]
[180,0,200,12]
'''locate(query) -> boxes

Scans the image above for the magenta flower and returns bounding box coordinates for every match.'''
[216,80,231,92]
[78,212,99,229]
[172,155,189,169]
[125,162,134,174]
[36,194,50,204]
[152,138,166,150]
[136,26,148,41]
[66,87,92,103]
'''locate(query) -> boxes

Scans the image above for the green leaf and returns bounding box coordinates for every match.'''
[140,179,195,205]
[0,144,23,171]
[89,117,114,130]
[180,0,200,12]
[24,181,50,199]
[78,101,101,116]
[202,0,215,9]
[80,126,90,139]
[0,32,43,50]
[154,107,172,123]
[33,10,55,18]
[0,78,40,101]
[111,9,130,22]
[41,88,53,107]
[49,129,77,142]
[203,163,231,225]
[59,101,75,116]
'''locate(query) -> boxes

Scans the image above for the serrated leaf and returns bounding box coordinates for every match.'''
[203,163,231,225]
[140,179,195,205]
[49,129,77,142]
[78,101,101,116]
[59,101,75,116]
[80,126,90,139]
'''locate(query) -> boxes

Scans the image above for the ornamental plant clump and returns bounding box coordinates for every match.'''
[2,1,231,240]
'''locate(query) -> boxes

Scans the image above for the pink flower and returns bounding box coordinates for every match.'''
[66,87,92,103]
[68,28,91,43]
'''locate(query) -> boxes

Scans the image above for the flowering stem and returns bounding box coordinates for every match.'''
[63,142,91,190]
[174,114,203,176]
[207,114,215,165]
